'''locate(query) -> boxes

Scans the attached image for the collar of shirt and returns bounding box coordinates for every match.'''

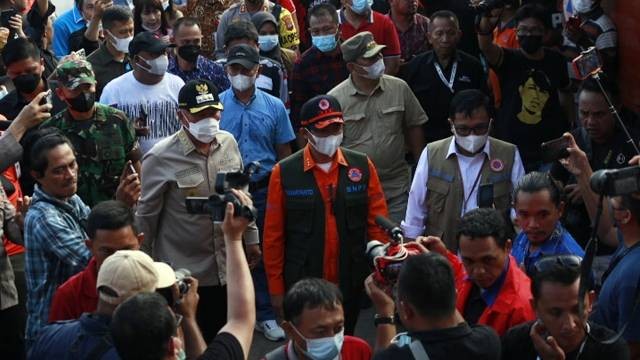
[347,74,386,96]
[79,312,111,334]
[32,184,76,210]
[479,256,510,306]
[302,144,348,172]
[445,136,491,160]
[523,222,566,261]
[176,127,220,156]
[91,42,130,66]
[240,0,269,13]
[230,88,258,106]
[168,54,202,74]
[408,322,472,343]
[82,257,98,300]
[339,8,374,25]
[424,50,462,68]
[72,6,84,24]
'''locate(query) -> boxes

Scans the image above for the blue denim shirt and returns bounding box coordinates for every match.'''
[512,223,585,276]
[52,6,86,58]
[167,55,230,92]
[24,185,91,344]
[219,88,295,181]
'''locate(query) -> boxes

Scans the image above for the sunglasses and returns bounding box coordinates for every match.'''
[532,255,582,276]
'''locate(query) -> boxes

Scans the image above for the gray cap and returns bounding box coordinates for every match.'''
[340,31,386,63]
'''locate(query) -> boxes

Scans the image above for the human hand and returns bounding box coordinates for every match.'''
[558,133,590,177]
[0,27,9,49]
[364,274,395,316]
[13,195,31,230]
[175,276,199,320]
[8,91,52,140]
[221,189,253,241]
[245,243,261,269]
[94,0,113,19]
[530,321,566,360]
[564,184,583,204]
[9,14,25,38]
[115,161,141,207]
[416,235,447,256]
[629,155,640,166]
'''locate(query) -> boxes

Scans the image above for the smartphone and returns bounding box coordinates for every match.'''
[478,183,494,208]
[127,162,137,176]
[572,47,602,80]
[541,136,571,163]
[39,90,52,106]
[0,9,19,39]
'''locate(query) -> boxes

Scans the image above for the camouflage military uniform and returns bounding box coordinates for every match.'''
[42,104,137,207]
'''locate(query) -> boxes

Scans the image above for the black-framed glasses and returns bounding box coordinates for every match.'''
[453,122,491,136]
[532,255,582,276]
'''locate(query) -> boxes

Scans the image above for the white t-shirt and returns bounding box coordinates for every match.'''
[99,71,185,153]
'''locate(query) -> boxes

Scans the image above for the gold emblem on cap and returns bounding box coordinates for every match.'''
[366,41,376,51]
[196,83,209,95]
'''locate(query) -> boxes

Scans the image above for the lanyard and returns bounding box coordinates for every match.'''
[461,155,487,213]
[434,61,458,93]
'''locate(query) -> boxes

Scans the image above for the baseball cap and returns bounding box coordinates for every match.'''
[300,95,344,129]
[51,56,96,90]
[226,44,260,69]
[340,31,386,63]
[178,79,224,113]
[96,250,176,305]
[129,31,173,56]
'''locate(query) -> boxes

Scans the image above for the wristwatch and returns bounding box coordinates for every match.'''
[374,314,395,327]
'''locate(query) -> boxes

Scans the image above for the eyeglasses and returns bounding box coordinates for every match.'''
[516,26,544,36]
[531,255,582,276]
[453,122,491,136]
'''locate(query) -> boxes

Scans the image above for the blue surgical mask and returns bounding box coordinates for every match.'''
[350,0,372,15]
[258,34,279,52]
[293,326,344,360]
[312,33,338,53]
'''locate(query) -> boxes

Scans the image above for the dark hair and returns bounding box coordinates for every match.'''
[429,10,459,29]
[283,278,343,325]
[87,200,136,239]
[223,20,259,46]
[531,260,580,299]
[2,38,41,68]
[102,6,134,31]
[448,89,492,120]
[397,253,456,319]
[513,172,564,207]
[578,74,620,105]
[172,16,199,35]
[456,208,508,248]
[617,194,640,226]
[514,3,551,29]
[29,129,75,178]
[111,293,175,360]
[134,0,169,35]
[308,3,339,25]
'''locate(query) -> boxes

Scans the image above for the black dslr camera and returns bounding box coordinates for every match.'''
[590,166,640,196]
[185,162,259,222]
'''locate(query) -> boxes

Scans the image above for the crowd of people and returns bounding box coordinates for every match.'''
[0,0,638,359]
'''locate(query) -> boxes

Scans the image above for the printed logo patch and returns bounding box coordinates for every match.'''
[348,167,363,182]
[490,159,504,172]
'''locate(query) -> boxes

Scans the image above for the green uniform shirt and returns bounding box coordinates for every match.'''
[42,103,137,207]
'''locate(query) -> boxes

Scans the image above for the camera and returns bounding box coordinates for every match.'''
[185,162,259,222]
[175,268,191,296]
[572,47,602,80]
[366,216,424,295]
[590,166,640,196]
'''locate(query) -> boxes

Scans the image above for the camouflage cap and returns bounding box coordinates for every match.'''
[53,56,96,90]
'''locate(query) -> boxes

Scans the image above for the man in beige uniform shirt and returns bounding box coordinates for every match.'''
[329,31,427,222]
[135,79,259,343]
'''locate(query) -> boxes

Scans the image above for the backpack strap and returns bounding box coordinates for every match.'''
[409,340,430,360]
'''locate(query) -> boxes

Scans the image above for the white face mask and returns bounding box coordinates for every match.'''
[138,54,168,75]
[187,117,219,143]
[228,73,256,92]
[361,58,385,80]
[106,30,133,53]
[572,0,594,13]
[453,129,488,153]
[308,130,343,157]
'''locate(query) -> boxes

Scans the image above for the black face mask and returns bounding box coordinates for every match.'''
[67,91,96,112]
[13,73,41,94]
[519,35,543,55]
[177,44,201,63]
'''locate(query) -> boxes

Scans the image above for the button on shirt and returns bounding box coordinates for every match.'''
[168,55,230,92]
[135,129,259,287]
[24,185,91,344]
[402,138,525,239]
[328,75,427,201]
[219,88,295,181]
[52,6,86,58]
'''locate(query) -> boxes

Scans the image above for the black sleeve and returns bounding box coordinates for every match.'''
[25,1,55,47]
[500,324,536,360]
[197,332,244,360]
[68,27,99,55]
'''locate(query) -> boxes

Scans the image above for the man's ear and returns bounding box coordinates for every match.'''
[30,169,43,180]
[84,238,93,250]
[136,232,145,246]
[504,238,512,254]
[585,290,596,314]
[55,87,65,101]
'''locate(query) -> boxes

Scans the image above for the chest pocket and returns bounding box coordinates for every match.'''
[176,169,205,197]
[342,113,367,144]
[378,105,404,135]
[426,176,450,215]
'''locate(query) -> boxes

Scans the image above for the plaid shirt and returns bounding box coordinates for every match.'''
[168,54,231,92]
[388,12,430,62]
[24,185,91,344]
[290,46,348,130]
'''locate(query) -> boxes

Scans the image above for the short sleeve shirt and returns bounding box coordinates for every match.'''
[338,9,401,58]
[197,332,244,360]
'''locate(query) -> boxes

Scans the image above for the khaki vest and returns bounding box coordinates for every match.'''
[425,137,516,250]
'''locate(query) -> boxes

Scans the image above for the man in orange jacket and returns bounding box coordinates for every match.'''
[419,208,535,336]
[263,94,389,334]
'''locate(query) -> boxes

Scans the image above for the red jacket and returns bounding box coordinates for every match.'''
[446,252,535,336]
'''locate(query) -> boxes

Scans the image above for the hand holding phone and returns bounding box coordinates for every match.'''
[541,136,571,163]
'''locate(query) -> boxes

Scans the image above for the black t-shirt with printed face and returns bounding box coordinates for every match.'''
[495,48,570,171]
